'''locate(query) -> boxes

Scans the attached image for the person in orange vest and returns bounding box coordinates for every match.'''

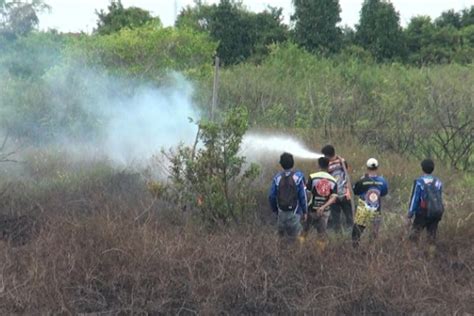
[321,145,354,233]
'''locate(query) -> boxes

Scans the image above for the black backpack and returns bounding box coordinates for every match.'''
[277,172,298,212]
[422,180,444,219]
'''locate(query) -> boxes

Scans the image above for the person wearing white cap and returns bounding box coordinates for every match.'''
[351,158,389,247]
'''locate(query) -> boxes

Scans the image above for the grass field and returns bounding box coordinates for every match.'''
[0,134,472,314]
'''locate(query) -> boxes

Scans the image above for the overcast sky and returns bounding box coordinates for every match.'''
[38,0,474,33]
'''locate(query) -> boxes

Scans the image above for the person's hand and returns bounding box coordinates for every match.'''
[316,207,324,217]
[303,213,308,222]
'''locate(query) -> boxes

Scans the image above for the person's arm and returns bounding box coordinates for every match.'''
[316,180,338,215]
[338,158,349,187]
[306,176,312,192]
[298,177,308,214]
[353,178,364,196]
[321,194,337,210]
[380,178,388,197]
[268,177,278,214]
[305,176,313,214]
[439,179,444,206]
[306,176,313,198]
[408,180,421,218]
[340,157,356,217]
[298,176,308,221]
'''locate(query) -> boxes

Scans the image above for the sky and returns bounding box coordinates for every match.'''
[38,0,474,33]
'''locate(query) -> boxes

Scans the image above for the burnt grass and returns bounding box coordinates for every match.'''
[0,174,472,315]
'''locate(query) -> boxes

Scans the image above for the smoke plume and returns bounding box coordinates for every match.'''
[1,64,200,166]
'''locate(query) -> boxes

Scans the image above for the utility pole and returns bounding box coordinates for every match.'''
[211,56,220,121]
[174,0,178,23]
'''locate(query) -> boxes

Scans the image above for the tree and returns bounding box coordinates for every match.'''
[0,31,66,78]
[95,0,159,35]
[404,13,474,65]
[175,0,215,31]
[208,0,253,64]
[435,9,462,29]
[404,16,435,64]
[356,0,404,61]
[341,25,356,47]
[430,26,462,63]
[176,0,250,64]
[72,25,217,79]
[291,0,342,53]
[176,0,288,65]
[461,6,474,27]
[0,0,49,39]
[249,6,289,61]
[461,24,474,46]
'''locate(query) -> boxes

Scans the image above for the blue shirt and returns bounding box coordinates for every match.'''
[269,170,308,215]
[353,174,388,211]
[408,175,443,218]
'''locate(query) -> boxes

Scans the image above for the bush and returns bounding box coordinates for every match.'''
[167,106,260,226]
[68,25,217,80]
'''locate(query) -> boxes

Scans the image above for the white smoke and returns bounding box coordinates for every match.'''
[2,62,320,171]
[43,68,200,166]
[99,77,198,165]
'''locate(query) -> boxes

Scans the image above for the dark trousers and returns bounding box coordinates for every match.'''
[352,224,365,248]
[329,198,353,232]
[303,210,330,239]
[351,216,382,248]
[409,214,440,243]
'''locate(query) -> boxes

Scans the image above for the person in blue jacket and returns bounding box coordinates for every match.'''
[407,159,444,243]
[269,152,308,239]
[352,158,388,247]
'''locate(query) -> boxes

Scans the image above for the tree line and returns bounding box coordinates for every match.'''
[2,0,474,66]
[175,0,474,65]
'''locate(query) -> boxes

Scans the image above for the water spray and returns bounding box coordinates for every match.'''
[240,133,322,160]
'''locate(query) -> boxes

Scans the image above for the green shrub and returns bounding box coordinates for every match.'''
[167,106,260,227]
[67,25,217,80]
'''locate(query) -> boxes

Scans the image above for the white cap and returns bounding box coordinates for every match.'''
[366,158,379,169]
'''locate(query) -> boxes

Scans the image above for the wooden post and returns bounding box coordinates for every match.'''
[211,56,220,121]
[174,0,178,22]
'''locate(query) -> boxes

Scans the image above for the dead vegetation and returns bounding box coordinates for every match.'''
[0,174,472,314]
[0,134,472,314]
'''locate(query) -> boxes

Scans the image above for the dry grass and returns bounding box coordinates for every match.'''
[0,182,472,314]
[0,140,472,314]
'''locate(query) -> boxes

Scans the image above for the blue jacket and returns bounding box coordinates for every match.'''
[269,170,308,215]
[353,174,388,211]
[408,175,443,218]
